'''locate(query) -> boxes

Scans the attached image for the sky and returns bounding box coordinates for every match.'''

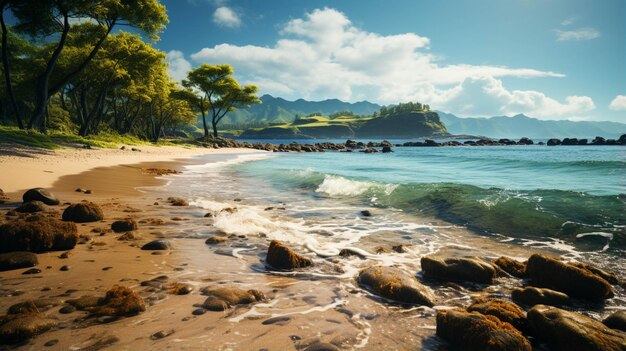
[157,0,625,122]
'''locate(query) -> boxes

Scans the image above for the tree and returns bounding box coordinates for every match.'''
[183,64,260,138]
[0,0,21,128]
[8,0,167,131]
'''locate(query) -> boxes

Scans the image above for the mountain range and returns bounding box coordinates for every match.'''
[225,95,626,139]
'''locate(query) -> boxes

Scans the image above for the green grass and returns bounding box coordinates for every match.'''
[0,126,191,149]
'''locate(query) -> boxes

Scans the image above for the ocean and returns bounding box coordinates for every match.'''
[154,141,625,327]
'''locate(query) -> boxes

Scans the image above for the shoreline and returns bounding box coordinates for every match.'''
[0,143,264,195]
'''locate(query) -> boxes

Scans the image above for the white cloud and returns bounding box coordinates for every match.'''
[213,6,241,28]
[189,7,594,119]
[165,50,192,82]
[560,17,576,26]
[555,27,600,41]
[609,95,626,111]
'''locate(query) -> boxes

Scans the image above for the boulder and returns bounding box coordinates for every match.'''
[15,201,46,213]
[205,236,228,245]
[0,217,78,253]
[167,283,193,295]
[525,254,613,301]
[571,262,620,285]
[436,309,531,351]
[0,252,38,271]
[492,257,527,278]
[421,256,496,284]
[201,287,265,311]
[527,305,626,351]
[0,314,57,344]
[167,197,189,206]
[111,219,138,233]
[8,299,60,314]
[62,202,104,223]
[266,240,312,270]
[511,287,571,307]
[358,266,436,306]
[467,298,526,332]
[141,240,171,251]
[603,311,626,332]
[381,146,393,153]
[86,286,146,317]
[22,188,59,206]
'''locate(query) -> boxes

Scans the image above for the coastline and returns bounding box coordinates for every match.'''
[0,142,263,195]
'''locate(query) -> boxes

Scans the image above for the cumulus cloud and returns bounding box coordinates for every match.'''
[609,95,626,111]
[555,27,600,41]
[189,7,594,119]
[213,6,241,28]
[165,50,192,82]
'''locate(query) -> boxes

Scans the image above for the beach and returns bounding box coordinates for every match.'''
[0,143,624,350]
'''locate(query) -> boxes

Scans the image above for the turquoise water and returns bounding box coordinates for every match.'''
[234,144,625,250]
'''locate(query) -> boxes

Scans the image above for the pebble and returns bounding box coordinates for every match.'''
[192,308,206,316]
[44,339,59,347]
[22,268,42,275]
[60,265,70,271]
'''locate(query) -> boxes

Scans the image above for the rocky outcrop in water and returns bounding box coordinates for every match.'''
[511,287,571,307]
[525,254,613,301]
[201,287,266,311]
[466,298,527,332]
[603,311,626,332]
[266,240,312,270]
[527,305,626,351]
[436,309,532,351]
[492,257,527,278]
[420,256,496,284]
[357,266,436,306]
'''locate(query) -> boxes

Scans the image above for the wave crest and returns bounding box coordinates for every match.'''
[315,175,397,197]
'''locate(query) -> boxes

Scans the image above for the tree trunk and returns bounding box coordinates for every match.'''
[212,120,218,138]
[0,6,23,128]
[29,13,69,131]
[200,109,209,138]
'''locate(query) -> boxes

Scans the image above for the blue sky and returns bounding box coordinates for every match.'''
[158,0,625,122]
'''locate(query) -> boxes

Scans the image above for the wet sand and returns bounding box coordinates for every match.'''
[0,149,624,351]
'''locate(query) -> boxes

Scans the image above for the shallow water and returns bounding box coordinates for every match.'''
[141,146,625,349]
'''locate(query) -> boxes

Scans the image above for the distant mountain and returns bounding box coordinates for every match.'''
[438,112,626,139]
[222,95,381,124]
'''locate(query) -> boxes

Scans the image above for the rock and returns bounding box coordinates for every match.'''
[60,265,70,271]
[360,210,372,217]
[62,202,104,223]
[117,232,138,241]
[266,240,312,270]
[192,308,206,316]
[15,201,46,213]
[167,283,193,295]
[603,311,626,332]
[571,262,620,285]
[22,188,59,206]
[381,146,393,153]
[167,197,188,206]
[547,138,561,146]
[8,299,59,314]
[518,137,534,145]
[512,287,571,307]
[22,268,41,275]
[141,240,171,251]
[0,315,58,344]
[67,295,101,310]
[467,298,527,332]
[201,287,265,311]
[44,339,58,347]
[436,309,531,351]
[421,256,496,284]
[150,330,174,340]
[0,217,78,253]
[492,257,527,278]
[205,236,228,245]
[86,286,146,317]
[527,305,626,351]
[0,252,38,271]
[59,305,76,314]
[111,219,138,233]
[525,254,613,301]
[357,266,436,306]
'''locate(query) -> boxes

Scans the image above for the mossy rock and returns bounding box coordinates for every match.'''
[0,218,78,253]
[358,266,436,306]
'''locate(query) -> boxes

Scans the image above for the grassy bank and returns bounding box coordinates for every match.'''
[0,126,199,149]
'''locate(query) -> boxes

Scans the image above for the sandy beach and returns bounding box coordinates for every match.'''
[0,143,624,351]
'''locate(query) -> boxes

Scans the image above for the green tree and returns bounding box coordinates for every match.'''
[8,0,167,131]
[183,64,261,138]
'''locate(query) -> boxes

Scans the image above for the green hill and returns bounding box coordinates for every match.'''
[239,110,446,139]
